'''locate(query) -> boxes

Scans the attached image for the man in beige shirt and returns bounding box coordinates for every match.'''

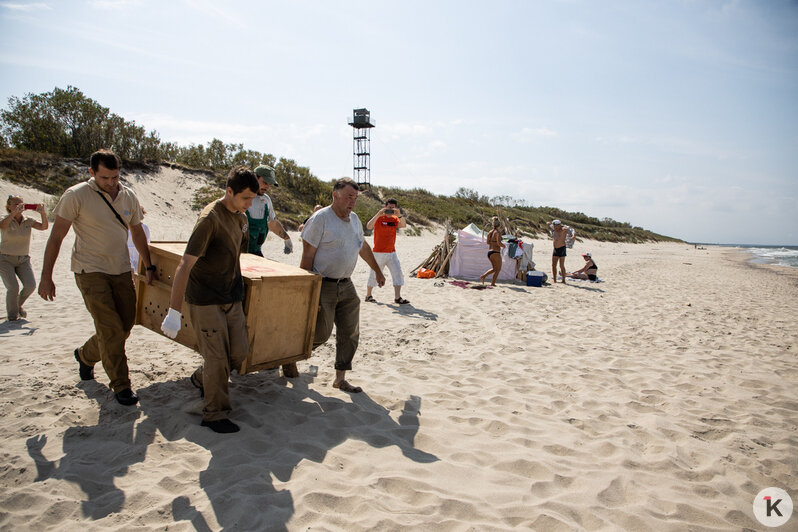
[39,149,154,406]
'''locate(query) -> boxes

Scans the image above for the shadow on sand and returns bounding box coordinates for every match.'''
[28,368,438,530]
[0,318,38,337]
[26,380,156,519]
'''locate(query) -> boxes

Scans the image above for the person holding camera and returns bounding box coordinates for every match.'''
[364,198,409,304]
[1,195,48,321]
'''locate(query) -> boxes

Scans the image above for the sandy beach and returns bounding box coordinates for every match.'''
[1,170,796,531]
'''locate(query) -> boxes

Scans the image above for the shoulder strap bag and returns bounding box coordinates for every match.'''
[94,190,128,230]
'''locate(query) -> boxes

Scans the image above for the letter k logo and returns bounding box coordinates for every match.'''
[754,488,793,527]
[765,496,783,517]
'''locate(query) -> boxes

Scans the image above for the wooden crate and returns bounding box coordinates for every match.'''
[135,241,321,373]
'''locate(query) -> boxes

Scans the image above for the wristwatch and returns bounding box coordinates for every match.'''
[146,265,157,272]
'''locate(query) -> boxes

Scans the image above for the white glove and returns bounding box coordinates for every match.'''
[161,308,182,339]
[283,238,294,254]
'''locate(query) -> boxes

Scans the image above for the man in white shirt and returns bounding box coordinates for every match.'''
[300,178,385,393]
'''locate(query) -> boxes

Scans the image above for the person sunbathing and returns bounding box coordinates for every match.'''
[567,252,598,281]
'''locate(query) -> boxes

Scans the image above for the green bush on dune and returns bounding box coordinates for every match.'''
[0,86,679,243]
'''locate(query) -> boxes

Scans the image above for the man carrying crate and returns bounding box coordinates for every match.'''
[300,178,385,393]
[39,149,154,407]
[161,166,259,434]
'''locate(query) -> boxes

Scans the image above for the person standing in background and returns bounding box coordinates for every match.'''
[548,219,571,284]
[0,195,48,321]
[479,216,505,287]
[364,198,409,304]
[246,165,293,257]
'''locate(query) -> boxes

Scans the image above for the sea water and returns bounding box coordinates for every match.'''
[738,245,798,269]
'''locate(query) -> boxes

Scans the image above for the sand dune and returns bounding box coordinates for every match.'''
[1,169,796,530]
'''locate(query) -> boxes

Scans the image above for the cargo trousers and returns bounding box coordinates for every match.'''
[0,253,36,320]
[313,278,360,371]
[74,271,137,393]
[188,301,249,422]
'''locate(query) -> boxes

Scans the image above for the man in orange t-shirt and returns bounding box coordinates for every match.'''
[365,199,409,304]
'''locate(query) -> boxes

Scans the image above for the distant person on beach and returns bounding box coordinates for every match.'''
[298,204,323,232]
[38,149,154,406]
[567,252,598,281]
[300,178,385,394]
[160,166,259,434]
[246,165,293,257]
[548,219,571,283]
[364,198,409,304]
[479,217,506,286]
[1,195,48,321]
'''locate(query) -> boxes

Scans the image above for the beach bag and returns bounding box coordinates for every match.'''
[416,268,435,279]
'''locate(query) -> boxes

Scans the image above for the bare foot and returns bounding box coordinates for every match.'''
[333,380,362,393]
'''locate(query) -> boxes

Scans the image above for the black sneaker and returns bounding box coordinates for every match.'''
[74,349,94,381]
[201,419,240,433]
[115,388,139,406]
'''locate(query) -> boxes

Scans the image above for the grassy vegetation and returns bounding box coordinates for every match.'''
[191,185,225,210]
[0,148,85,194]
[0,148,680,242]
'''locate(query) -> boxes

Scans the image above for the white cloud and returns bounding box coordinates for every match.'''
[380,119,467,141]
[595,135,637,145]
[182,0,247,29]
[88,0,141,8]
[0,2,50,10]
[128,113,327,146]
[595,134,746,161]
[516,127,558,142]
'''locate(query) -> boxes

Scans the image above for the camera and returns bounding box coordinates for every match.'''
[384,209,395,215]
[23,203,40,210]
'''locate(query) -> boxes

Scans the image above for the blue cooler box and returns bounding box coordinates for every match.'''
[526,271,545,287]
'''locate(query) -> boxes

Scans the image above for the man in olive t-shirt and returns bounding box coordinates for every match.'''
[160,166,259,434]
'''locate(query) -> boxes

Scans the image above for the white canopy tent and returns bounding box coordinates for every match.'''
[449,224,534,281]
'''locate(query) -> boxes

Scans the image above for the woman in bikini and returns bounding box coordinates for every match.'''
[567,252,598,281]
[479,217,506,286]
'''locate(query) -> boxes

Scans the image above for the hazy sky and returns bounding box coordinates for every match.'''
[1,0,796,244]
